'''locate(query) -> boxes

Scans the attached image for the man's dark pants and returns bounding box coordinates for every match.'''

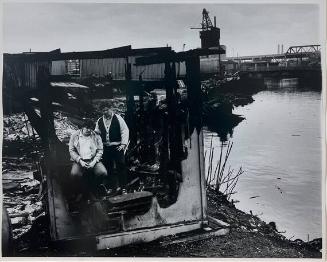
[70,161,107,197]
[102,145,127,189]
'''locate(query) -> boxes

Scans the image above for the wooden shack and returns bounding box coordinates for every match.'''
[2,46,223,251]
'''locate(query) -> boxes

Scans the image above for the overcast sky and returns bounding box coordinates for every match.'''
[3,2,321,56]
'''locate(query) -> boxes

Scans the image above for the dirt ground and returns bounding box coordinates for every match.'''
[97,231,319,258]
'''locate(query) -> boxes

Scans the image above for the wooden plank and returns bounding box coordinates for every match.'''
[96,221,202,250]
[50,82,88,89]
[199,130,207,222]
[47,175,57,240]
[107,191,153,205]
[2,182,20,191]
[108,201,152,213]
[207,216,230,228]
[161,228,229,246]
[47,175,81,241]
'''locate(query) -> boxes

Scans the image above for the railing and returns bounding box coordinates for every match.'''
[242,65,321,72]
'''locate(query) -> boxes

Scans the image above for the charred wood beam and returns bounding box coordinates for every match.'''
[138,75,147,161]
[129,46,172,56]
[125,62,137,146]
[185,56,202,133]
[4,46,172,63]
[37,66,58,145]
[22,99,50,144]
[21,66,60,150]
[135,48,226,66]
[165,62,179,164]
[4,46,132,62]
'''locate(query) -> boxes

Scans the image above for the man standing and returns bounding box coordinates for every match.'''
[69,118,107,199]
[95,105,129,193]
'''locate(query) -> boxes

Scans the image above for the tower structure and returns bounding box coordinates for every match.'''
[191,9,221,49]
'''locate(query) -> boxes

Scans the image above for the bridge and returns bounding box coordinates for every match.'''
[223,45,321,74]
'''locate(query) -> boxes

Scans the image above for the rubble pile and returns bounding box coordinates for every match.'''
[92,98,127,117]
[202,78,225,93]
[2,170,43,239]
[3,112,80,143]
[53,112,78,142]
[3,114,45,240]
[3,113,38,142]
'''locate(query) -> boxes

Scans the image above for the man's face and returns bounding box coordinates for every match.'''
[82,127,92,136]
[103,108,113,119]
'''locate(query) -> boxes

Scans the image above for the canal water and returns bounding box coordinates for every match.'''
[204,79,322,241]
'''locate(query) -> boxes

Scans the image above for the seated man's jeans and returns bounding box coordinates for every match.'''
[70,161,107,197]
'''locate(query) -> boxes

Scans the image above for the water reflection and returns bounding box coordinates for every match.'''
[204,78,322,241]
[265,76,322,91]
[265,77,299,89]
[205,113,244,142]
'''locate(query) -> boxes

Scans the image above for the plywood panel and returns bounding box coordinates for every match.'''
[52,60,66,75]
[80,58,126,80]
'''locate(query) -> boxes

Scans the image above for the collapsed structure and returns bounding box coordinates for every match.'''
[3,44,225,250]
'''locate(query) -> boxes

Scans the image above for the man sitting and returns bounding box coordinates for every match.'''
[69,118,107,202]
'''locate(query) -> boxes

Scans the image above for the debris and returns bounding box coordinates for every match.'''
[11,217,28,227]
[3,171,34,181]
[3,113,38,142]
[161,228,230,246]
[208,216,230,228]
[53,112,78,142]
[3,182,20,191]
[9,212,29,218]
[2,164,43,239]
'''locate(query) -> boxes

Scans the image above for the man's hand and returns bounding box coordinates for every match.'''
[117,144,126,152]
[79,159,88,168]
[87,160,97,169]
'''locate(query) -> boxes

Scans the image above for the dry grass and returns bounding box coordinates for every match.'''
[205,136,244,200]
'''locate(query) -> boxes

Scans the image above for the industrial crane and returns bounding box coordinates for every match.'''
[191,8,223,76]
[190,8,220,50]
[191,8,216,31]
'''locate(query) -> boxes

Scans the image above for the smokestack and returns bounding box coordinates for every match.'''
[214,16,216,27]
[281,44,284,54]
[278,44,280,54]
